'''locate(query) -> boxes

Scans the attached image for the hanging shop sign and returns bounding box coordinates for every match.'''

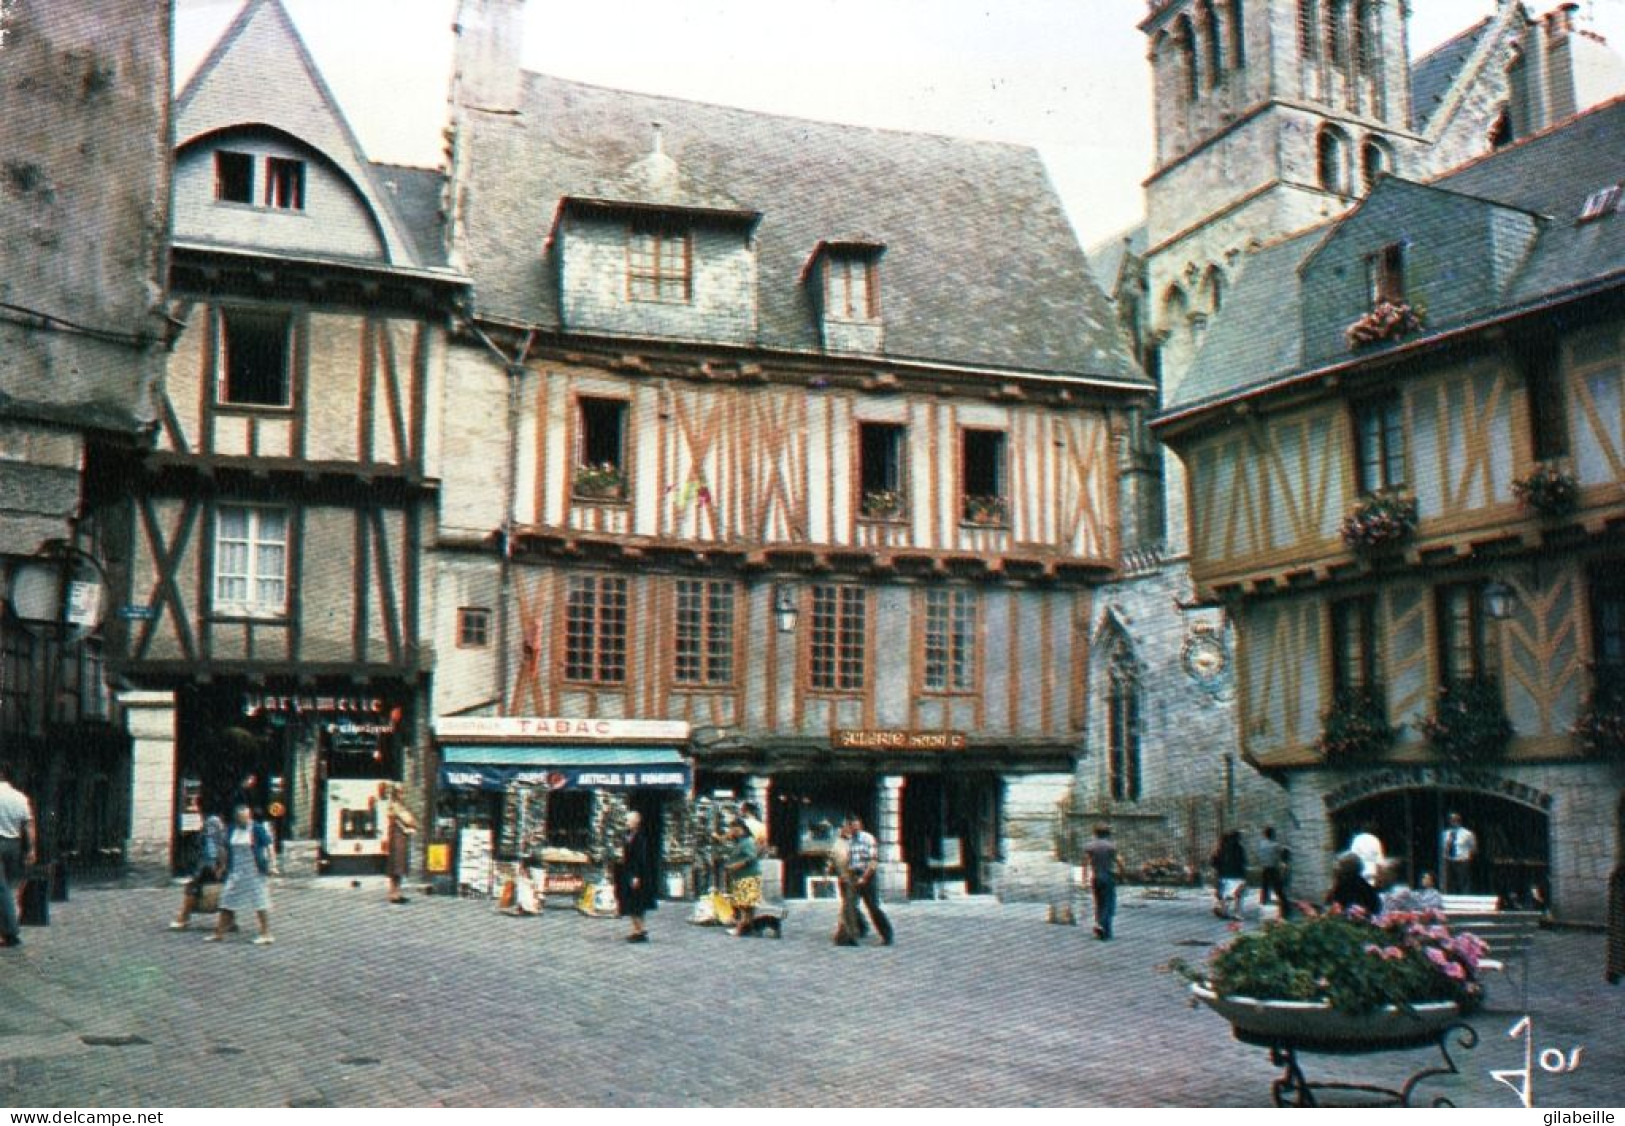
[833,729,968,751]
[433,716,690,743]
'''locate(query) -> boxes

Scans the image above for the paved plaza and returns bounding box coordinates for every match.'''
[0,880,1619,1108]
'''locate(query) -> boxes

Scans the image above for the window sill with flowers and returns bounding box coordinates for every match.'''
[1345,301,1425,351]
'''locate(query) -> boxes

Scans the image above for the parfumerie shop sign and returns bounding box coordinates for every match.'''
[833,730,968,751]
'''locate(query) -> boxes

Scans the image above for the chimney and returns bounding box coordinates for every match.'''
[454,0,524,114]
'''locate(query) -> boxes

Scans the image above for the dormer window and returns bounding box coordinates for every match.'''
[215,151,253,203]
[627,219,691,304]
[265,157,305,210]
[1366,242,1405,306]
[826,255,878,321]
[1580,184,1622,224]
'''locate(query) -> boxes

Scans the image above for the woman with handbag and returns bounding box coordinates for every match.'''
[170,813,226,930]
[208,804,275,945]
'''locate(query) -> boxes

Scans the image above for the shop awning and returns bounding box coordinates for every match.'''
[437,745,691,793]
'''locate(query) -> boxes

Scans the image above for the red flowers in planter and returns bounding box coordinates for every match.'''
[1345,301,1424,350]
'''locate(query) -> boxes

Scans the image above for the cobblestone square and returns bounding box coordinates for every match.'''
[0,882,1619,1108]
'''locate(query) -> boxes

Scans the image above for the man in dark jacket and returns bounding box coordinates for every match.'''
[614,810,658,943]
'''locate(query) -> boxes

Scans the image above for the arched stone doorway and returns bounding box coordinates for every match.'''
[1330,786,1550,908]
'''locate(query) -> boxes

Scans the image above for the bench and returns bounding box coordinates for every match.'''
[1441,894,1544,1010]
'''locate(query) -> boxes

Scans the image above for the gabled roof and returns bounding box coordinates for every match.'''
[454,73,1148,387]
[1085,223,1148,302]
[1159,96,1625,423]
[1411,17,1497,132]
[176,0,422,269]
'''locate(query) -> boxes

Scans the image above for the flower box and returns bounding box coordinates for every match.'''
[1316,687,1398,762]
[1340,491,1417,552]
[860,488,906,520]
[1512,462,1579,519]
[1419,677,1513,762]
[573,463,625,501]
[1345,301,1424,350]
[962,494,1007,526]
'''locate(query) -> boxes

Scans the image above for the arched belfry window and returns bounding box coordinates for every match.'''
[1199,1,1224,88]
[1360,138,1391,193]
[1203,266,1226,315]
[1229,0,1247,70]
[1318,125,1350,195]
[1175,14,1200,101]
[1299,0,1321,62]
[1163,283,1189,341]
[1104,628,1143,803]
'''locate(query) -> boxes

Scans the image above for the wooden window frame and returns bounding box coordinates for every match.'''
[1366,242,1406,306]
[626,219,692,305]
[922,588,978,695]
[856,420,907,523]
[1435,582,1499,688]
[264,156,306,211]
[1517,332,1569,462]
[808,584,866,694]
[213,504,289,621]
[218,308,294,411]
[573,395,631,502]
[673,579,736,689]
[563,575,629,686]
[1588,563,1625,679]
[456,607,491,649]
[1352,393,1406,494]
[214,150,254,204]
[1330,594,1381,696]
[825,255,879,322]
[959,427,1008,526]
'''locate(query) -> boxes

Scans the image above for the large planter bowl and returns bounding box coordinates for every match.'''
[1190,984,1462,1053]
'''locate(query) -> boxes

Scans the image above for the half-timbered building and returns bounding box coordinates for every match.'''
[96,0,465,874]
[1155,96,1625,922]
[432,1,1151,898]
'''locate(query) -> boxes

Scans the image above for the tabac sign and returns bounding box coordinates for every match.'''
[433,716,691,743]
[833,730,969,752]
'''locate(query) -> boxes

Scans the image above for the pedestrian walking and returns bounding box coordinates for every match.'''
[208,804,275,945]
[1440,812,1478,895]
[1326,851,1382,917]
[1210,830,1247,920]
[841,813,894,946]
[739,801,769,852]
[613,809,658,943]
[1081,824,1119,941]
[171,812,226,930]
[383,783,417,905]
[0,765,35,948]
[829,820,867,944]
[723,819,761,938]
[1256,826,1288,919]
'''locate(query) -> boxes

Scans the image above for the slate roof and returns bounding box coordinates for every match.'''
[1085,223,1148,300]
[456,73,1148,387]
[372,164,448,269]
[1410,17,1495,132]
[1160,95,1625,420]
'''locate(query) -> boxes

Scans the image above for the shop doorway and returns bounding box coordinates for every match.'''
[902,773,1002,897]
[1331,788,1550,907]
[762,774,876,899]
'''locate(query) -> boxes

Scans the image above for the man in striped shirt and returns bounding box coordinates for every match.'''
[839,813,893,947]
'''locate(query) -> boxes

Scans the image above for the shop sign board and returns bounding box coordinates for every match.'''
[434,716,690,743]
[832,729,968,751]
[438,764,693,793]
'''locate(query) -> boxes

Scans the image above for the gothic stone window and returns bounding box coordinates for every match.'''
[1105,632,1142,803]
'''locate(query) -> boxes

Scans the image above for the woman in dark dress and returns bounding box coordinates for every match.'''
[1326,851,1383,917]
[614,810,658,943]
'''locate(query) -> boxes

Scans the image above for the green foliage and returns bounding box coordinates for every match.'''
[1573,667,1625,758]
[1340,490,1418,552]
[1512,462,1580,518]
[1172,909,1486,1016]
[1419,677,1514,761]
[1316,687,1398,762]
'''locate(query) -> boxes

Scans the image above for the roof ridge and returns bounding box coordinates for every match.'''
[1433,90,1625,184]
[521,70,1039,155]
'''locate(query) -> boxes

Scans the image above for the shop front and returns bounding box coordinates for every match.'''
[431,717,693,905]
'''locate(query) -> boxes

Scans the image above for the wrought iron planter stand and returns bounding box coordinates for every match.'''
[1191,986,1478,1107]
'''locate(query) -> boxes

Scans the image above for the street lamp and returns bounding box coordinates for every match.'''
[1483,580,1517,622]
[773,585,799,633]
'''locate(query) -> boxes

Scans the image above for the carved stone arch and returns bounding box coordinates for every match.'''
[1197,0,1224,87]
[1360,135,1393,193]
[1316,123,1352,195]
[1160,283,1190,340]
[1201,264,1227,316]
[1173,13,1200,101]
[1090,612,1144,804]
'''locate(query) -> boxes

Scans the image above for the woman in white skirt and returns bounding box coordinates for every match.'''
[208,804,274,945]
